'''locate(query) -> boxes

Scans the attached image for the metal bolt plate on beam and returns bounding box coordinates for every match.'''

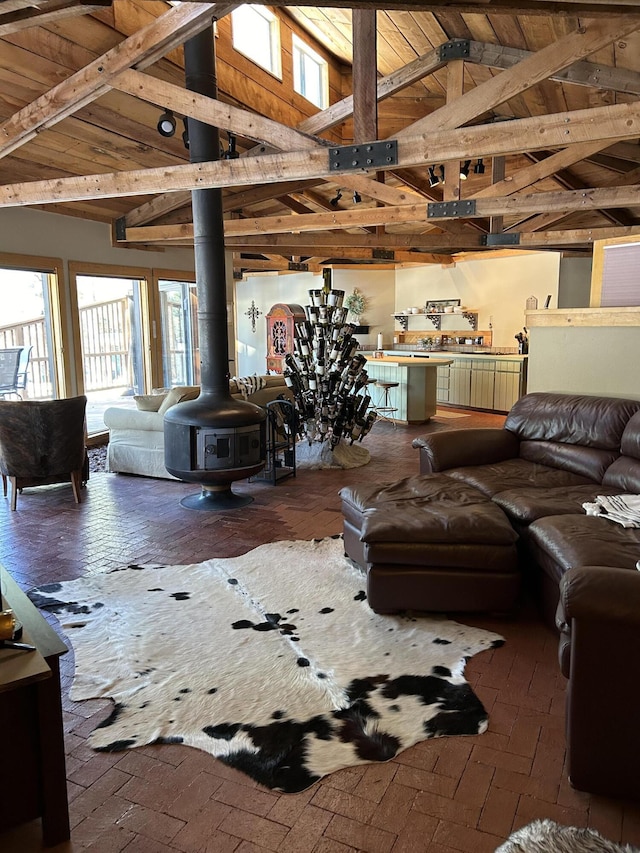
[288,262,309,271]
[114,217,127,241]
[438,39,471,61]
[373,249,395,260]
[329,141,398,172]
[427,200,476,219]
[481,232,521,246]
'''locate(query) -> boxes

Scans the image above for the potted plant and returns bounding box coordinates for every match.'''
[343,288,367,324]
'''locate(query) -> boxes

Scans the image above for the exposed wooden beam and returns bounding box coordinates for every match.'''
[396,16,640,138]
[0,0,111,37]
[4,100,640,208]
[468,40,640,97]
[352,9,378,145]
[120,186,640,241]
[0,2,228,158]
[254,1,640,13]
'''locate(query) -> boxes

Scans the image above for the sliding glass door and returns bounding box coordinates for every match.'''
[157,277,200,388]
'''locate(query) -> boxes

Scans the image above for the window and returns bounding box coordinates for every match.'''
[231,5,281,77]
[292,34,328,109]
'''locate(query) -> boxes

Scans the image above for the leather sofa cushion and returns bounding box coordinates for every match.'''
[492,483,625,526]
[527,515,640,581]
[444,458,594,497]
[340,475,518,546]
[518,440,617,482]
[504,392,640,449]
[602,411,640,491]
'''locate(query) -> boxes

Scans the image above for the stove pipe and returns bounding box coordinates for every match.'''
[164,25,266,510]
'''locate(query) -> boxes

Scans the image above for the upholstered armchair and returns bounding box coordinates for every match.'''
[0,396,88,510]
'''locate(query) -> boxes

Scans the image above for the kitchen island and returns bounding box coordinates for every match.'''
[364,355,453,424]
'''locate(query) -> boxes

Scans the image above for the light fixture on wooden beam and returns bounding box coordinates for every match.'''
[330,189,343,207]
[459,160,472,180]
[353,191,362,204]
[474,158,486,175]
[157,109,177,138]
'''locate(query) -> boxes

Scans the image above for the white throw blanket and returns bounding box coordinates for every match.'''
[583,494,640,528]
[232,374,267,399]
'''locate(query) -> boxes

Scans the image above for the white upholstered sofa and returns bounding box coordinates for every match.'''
[104,377,292,479]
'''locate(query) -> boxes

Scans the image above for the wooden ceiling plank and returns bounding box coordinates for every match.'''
[0,2,224,158]
[4,98,640,207]
[468,40,640,96]
[396,16,640,138]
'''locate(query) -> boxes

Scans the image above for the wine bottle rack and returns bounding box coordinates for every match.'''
[283,277,377,447]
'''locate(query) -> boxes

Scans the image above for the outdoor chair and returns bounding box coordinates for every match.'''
[0,347,22,399]
[0,395,88,510]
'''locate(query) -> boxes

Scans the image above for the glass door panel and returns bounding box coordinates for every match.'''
[158,279,199,388]
[75,275,146,435]
[0,267,57,399]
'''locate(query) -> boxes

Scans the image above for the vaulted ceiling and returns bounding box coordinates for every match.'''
[1,0,640,274]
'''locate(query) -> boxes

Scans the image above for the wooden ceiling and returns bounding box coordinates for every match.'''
[1,0,640,273]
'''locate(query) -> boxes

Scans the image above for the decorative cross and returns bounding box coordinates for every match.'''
[245,300,262,333]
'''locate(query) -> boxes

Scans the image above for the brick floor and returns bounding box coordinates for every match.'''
[2,410,640,851]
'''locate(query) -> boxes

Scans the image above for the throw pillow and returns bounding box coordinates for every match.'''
[134,393,167,412]
[157,386,200,415]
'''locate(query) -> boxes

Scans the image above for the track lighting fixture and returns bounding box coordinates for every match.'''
[224,133,239,160]
[353,190,362,204]
[459,159,471,180]
[182,117,189,150]
[428,166,439,188]
[439,165,446,185]
[329,189,343,207]
[157,109,177,138]
[474,157,485,175]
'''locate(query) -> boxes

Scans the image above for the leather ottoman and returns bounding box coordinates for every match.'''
[340,474,520,613]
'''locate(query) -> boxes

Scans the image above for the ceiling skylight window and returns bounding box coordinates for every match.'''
[292,34,328,109]
[231,5,281,78]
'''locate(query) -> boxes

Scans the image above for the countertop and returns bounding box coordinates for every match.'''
[365,355,453,366]
[380,350,528,362]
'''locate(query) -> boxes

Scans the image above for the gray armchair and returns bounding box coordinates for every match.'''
[0,396,88,510]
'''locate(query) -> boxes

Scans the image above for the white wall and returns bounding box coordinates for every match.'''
[396,252,561,349]
[0,208,195,272]
[234,267,395,376]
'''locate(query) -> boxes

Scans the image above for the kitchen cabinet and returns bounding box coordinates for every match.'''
[434,355,527,412]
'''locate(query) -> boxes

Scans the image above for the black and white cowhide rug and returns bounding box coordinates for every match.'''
[30,536,503,793]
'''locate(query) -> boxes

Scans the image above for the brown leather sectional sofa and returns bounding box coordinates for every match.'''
[343,392,640,799]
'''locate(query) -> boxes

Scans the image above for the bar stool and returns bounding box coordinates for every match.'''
[374,380,399,426]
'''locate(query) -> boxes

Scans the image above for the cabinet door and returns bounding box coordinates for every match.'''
[448,361,471,406]
[470,360,496,409]
[494,363,523,412]
[436,365,450,403]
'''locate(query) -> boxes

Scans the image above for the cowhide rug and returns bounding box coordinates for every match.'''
[29,536,503,793]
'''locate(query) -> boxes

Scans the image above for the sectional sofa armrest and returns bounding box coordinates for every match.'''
[559,565,640,627]
[412,428,520,474]
[103,407,164,432]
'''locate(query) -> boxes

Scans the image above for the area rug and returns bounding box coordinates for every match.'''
[29,536,503,793]
[434,410,471,419]
[495,819,639,852]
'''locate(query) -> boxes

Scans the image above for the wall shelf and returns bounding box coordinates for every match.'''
[393,312,478,332]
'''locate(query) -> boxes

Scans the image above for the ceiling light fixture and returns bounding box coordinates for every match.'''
[353,191,362,204]
[460,159,471,180]
[439,165,446,185]
[182,117,189,150]
[157,109,177,138]
[330,189,343,207]
[474,157,485,174]
[428,166,440,188]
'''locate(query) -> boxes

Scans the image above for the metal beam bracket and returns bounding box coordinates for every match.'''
[373,249,395,260]
[481,232,521,246]
[114,217,127,241]
[329,141,398,172]
[427,200,476,219]
[288,262,309,271]
[438,39,471,61]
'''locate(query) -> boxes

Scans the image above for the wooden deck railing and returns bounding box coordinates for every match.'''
[0,296,134,398]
